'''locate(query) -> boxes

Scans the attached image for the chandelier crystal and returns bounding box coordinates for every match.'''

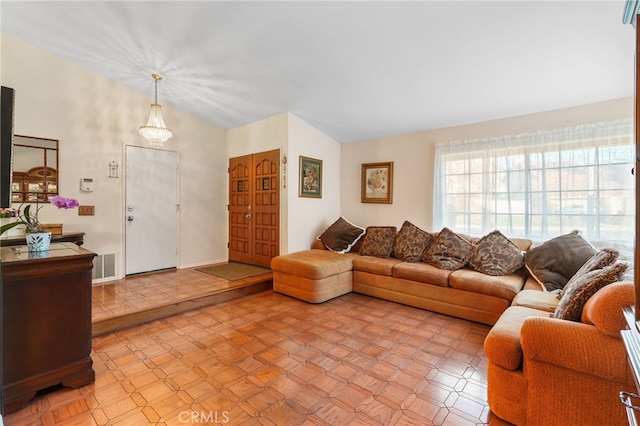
[139,73,173,146]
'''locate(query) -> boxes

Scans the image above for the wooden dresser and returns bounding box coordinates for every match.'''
[0,242,96,414]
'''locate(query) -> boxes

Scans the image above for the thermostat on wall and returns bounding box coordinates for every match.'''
[80,178,94,192]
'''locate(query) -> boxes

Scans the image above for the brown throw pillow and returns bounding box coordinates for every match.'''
[469,230,524,276]
[359,226,397,258]
[553,262,628,322]
[524,231,597,292]
[392,221,433,263]
[318,217,365,253]
[422,227,474,271]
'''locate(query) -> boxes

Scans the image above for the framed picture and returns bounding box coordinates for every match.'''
[361,162,393,204]
[299,156,322,198]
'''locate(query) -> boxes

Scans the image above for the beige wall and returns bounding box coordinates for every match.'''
[1,33,228,277]
[3,32,633,268]
[341,97,634,233]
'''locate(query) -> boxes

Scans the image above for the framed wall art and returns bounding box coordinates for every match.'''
[361,161,393,204]
[299,156,322,198]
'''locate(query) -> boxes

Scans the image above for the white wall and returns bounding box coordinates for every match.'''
[226,112,341,255]
[287,113,341,253]
[1,33,228,277]
[341,97,634,232]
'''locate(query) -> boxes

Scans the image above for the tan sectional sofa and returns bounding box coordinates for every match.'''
[272,236,536,326]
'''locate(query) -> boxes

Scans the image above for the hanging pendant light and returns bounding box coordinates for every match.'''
[139,73,173,146]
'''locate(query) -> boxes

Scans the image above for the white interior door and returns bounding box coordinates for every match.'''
[125,145,178,275]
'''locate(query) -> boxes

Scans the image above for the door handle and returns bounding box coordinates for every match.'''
[246,213,252,220]
[127,216,134,222]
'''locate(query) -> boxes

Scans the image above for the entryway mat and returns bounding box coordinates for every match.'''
[195,262,271,281]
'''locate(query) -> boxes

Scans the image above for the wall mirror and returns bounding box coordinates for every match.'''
[11,135,58,203]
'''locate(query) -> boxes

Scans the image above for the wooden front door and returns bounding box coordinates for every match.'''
[228,149,280,268]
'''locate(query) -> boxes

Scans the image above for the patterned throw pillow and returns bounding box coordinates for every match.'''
[469,230,524,276]
[557,248,619,299]
[524,231,597,292]
[553,262,627,322]
[359,226,397,258]
[318,217,365,253]
[422,227,474,270]
[392,221,434,263]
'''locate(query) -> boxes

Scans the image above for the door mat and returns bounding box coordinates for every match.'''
[195,262,271,281]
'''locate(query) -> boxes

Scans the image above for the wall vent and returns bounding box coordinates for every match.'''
[92,253,116,281]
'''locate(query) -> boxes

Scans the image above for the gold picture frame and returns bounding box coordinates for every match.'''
[361,162,393,204]
[299,156,322,198]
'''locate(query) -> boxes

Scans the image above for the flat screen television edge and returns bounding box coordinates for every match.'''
[1,86,15,209]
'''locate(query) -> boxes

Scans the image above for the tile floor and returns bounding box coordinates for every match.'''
[92,269,245,321]
[4,270,512,425]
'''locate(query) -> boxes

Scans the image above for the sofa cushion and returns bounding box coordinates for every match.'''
[392,262,451,287]
[318,217,365,253]
[510,237,533,252]
[524,230,597,292]
[422,227,474,271]
[581,281,634,338]
[484,306,550,371]
[449,269,525,300]
[553,262,628,322]
[468,230,524,276]
[392,221,434,263]
[511,289,559,312]
[353,256,402,277]
[270,249,358,280]
[359,226,397,258]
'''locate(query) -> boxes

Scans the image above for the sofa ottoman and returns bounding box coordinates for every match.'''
[271,249,359,303]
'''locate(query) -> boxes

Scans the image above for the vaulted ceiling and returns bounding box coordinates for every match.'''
[0,1,634,143]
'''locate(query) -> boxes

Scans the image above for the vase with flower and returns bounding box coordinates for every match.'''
[0,196,80,252]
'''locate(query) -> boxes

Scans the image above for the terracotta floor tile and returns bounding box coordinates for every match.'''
[356,396,400,424]
[3,269,513,425]
[402,393,445,422]
[287,386,328,414]
[313,400,357,425]
[331,382,371,410]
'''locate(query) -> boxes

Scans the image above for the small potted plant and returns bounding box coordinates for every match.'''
[0,195,79,251]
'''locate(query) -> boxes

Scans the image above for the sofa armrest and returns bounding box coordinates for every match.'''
[521,316,628,383]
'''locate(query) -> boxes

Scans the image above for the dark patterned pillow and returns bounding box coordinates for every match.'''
[558,248,619,299]
[524,231,597,292]
[554,262,628,322]
[469,230,524,276]
[318,217,365,253]
[392,221,433,263]
[422,227,474,270]
[359,226,397,258]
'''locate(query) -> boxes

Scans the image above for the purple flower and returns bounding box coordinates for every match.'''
[49,195,80,209]
[0,208,17,218]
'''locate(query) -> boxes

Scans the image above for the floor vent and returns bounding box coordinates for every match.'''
[93,253,116,280]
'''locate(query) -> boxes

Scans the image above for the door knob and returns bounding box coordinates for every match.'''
[127,216,134,222]
[246,213,252,220]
